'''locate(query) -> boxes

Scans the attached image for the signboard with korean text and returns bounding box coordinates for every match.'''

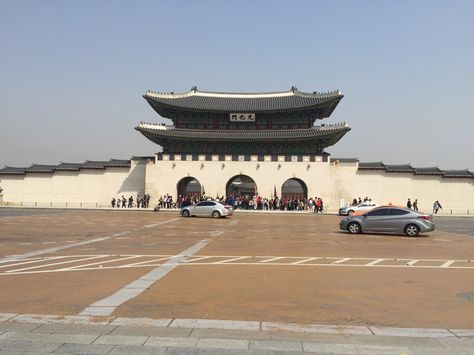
[229,113,256,122]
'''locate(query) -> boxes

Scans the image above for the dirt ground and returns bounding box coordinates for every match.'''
[1,210,474,328]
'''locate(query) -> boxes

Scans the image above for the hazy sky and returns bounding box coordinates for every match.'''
[1,0,473,169]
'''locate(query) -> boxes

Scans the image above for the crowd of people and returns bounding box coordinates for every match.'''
[111,192,444,215]
[223,194,325,212]
[111,194,150,208]
[154,194,326,213]
[141,192,464,215]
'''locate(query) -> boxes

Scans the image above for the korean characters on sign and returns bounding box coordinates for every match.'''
[230,113,256,122]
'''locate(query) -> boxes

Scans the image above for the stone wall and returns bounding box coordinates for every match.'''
[0,160,147,207]
[145,157,474,214]
[1,156,473,214]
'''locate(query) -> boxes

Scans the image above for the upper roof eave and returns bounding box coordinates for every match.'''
[143,87,343,116]
[145,87,343,99]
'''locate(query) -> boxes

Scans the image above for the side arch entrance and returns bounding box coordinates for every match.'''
[177,177,202,198]
[226,175,258,198]
[281,178,308,199]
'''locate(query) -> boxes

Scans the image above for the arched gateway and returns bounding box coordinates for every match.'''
[226,175,257,198]
[281,178,308,199]
[177,177,202,198]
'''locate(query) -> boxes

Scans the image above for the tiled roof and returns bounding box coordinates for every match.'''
[358,162,386,170]
[0,166,27,175]
[136,123,350,142]
[27,164,57,173]
[413,167,443,175]
[132,156,155,161]
[385,164,414,173]
[0,159,131,176]
[144,87,343,116]
[442,170,474,178]
[55,163,82,171]
[357,162,474,178]
[105,159,132,168]
[81,160,108,169]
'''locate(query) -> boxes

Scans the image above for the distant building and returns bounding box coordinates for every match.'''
[1,87,473,212]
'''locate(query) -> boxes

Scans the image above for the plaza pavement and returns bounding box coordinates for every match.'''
[1,313,474,354]
[1,208,473,354]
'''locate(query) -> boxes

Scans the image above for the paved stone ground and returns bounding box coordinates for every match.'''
[1,316,474,354]
[1,208,473,354]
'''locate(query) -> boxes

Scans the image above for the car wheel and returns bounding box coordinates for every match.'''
[182,209,190,217]
[404,224,420,237]
[212,210,221,219]
[347,222,361,234]
[348,210,355,215]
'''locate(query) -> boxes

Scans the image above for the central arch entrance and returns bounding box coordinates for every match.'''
[226,175,257,198]
[177,177,202,198]
[281,178,308,199]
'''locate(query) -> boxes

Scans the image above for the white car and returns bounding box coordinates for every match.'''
[338,202,378,216]
[181,201,233,218]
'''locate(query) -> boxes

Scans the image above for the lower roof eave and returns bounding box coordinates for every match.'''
[135,125,350,143]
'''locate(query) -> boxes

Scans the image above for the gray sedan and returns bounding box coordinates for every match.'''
[181,201,233,218]
[339,206,435,237]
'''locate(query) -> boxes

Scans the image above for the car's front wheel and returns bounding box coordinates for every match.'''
[404,224,420,237]
[212,210,221,219]
[347,222,361,234]
[182,209,190,217]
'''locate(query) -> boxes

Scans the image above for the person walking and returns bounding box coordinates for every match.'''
[111,198,116,208]
[413,199,418,211]
[407,198,412,209]
[433,200,442,214]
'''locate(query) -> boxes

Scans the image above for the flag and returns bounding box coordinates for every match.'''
[202,185,205,195]
[274,185,278,199]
